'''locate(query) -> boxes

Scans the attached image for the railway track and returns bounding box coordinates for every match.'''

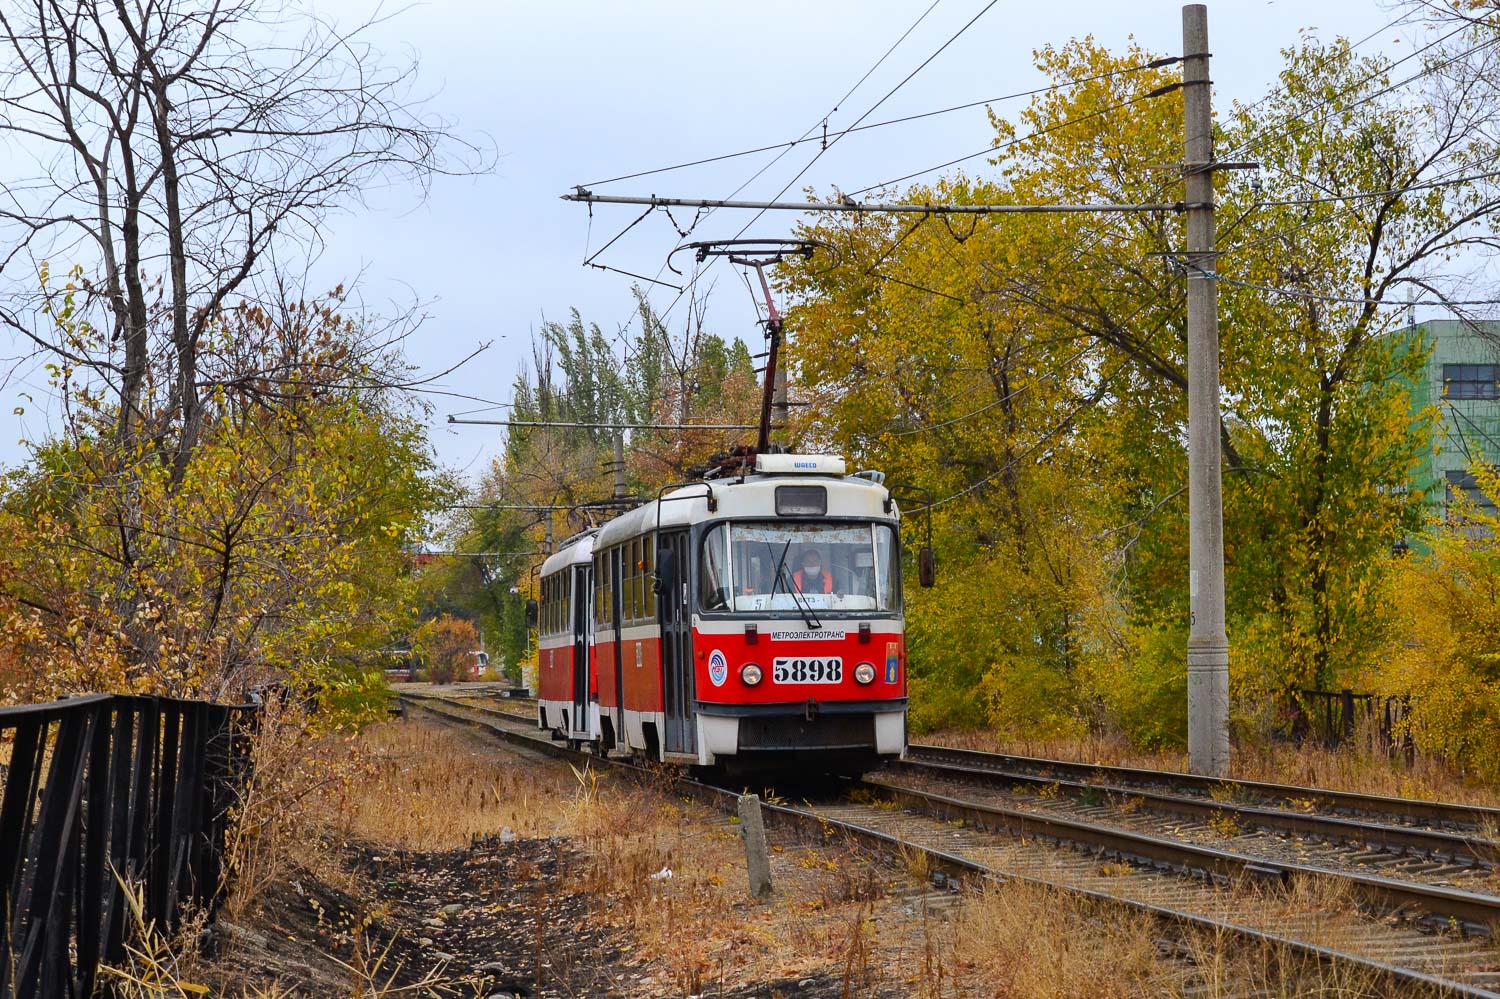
[399,690,1500,996]
[906,743,1500,831]
[882,753,1500,898]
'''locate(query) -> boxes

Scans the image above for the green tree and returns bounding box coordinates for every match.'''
[421,289,760,669]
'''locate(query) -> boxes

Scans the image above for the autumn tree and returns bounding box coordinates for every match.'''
[0,288,449,703]
[0,2,482,690]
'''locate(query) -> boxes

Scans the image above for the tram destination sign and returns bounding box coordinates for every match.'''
[769,628,846,641]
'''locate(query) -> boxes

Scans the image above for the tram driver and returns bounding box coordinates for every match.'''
[793,548,833,594]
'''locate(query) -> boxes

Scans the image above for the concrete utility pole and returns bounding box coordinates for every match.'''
[1183,3,1230,777]
[612,433,627,500]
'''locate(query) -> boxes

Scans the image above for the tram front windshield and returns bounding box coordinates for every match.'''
[699,522,900,614]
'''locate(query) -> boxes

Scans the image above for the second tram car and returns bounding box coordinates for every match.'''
[536,529,601,748]
[535,452,908,775]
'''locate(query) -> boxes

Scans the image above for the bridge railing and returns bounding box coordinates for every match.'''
[0,693,256,999]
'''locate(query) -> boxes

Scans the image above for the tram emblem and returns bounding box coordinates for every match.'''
[708,649,728,687]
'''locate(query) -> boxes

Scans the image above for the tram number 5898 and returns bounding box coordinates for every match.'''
[772,657,843,684]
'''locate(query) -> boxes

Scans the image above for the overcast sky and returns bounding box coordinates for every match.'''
[2,0,1416,480]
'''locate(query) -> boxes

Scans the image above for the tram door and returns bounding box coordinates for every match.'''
[658,530,695,755]
[570,565,589,736]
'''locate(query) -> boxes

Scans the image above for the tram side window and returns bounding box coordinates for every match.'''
[593,555,605,627]
[643,533,656,617]
[601,548,613,627]
[617,541,628,624]
[639,535,651,619]
[609,548,619,626]
[629,537,643,623]
[619,541,631,624]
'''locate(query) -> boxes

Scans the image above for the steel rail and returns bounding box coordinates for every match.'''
[401,690,1500,997]
[908,743,1500,829]
[889,757,1500,867]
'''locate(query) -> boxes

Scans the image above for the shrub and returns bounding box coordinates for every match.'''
[414,615,479,683]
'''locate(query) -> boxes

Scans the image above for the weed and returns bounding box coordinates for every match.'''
[97,874,211,998]
[1208,782,1244,804]
[330,930,463,998]
[898,841,932,883]
[1208,811,1244,838]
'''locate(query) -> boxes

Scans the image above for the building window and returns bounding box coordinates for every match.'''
[1446,469,1498,516]
[1442,363,1500,400]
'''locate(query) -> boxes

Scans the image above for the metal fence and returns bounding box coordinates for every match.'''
[0,693,256,999]
[1297,688,1414,758]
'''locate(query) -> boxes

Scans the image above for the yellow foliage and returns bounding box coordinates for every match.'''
[1370,469,1500,779]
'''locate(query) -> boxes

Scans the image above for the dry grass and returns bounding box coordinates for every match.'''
[316,716,566,849]
[145,709,1432,998]
[101,867,453,999]
[937,880,1173,998]
[102,706,498,999]
[370,715,1416,997]
[223,700,365,921]
[924,724,1500,808]
[909,872,1404,998]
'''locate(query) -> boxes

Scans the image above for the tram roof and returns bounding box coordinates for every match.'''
[593,471,896,551]
[539,527,596,577]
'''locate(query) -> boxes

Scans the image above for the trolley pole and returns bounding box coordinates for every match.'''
[772,366,788,439]
[1183,3,1230,776]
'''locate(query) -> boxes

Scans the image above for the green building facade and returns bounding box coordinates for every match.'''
[1392,319,1500,523]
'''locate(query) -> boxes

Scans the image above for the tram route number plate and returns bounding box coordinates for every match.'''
[772,657,843,684]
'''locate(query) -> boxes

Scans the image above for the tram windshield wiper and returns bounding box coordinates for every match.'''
[766,540,821,630]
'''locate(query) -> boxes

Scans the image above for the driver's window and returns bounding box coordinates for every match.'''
[699,525,730,610]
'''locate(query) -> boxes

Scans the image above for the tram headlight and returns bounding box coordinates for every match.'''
[854,662,877,685]
[740,663,763,686]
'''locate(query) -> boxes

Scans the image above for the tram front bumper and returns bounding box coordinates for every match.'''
[696,699,907,757]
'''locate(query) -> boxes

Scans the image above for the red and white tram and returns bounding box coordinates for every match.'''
[535,452,908,775]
